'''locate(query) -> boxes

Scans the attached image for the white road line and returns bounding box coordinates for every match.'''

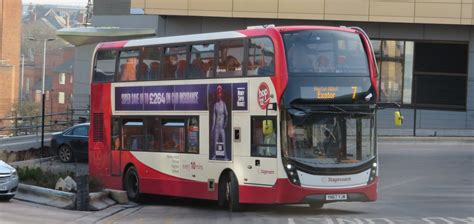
[288,218,296,224]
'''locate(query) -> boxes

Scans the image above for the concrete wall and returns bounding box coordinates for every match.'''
[130,0,474,25]
[72,44,95,120]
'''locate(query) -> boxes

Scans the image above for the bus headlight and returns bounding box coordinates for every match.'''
[368,163,377,184]
[284,161,300,186]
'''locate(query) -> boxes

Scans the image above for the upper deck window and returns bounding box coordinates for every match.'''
[141,46,162,80]
[93,50,116,82]
[118,50,140,81]
[283,30,369,76]
[247,37,274,76]
[163,46,188,79]
[189,43,215,78]
[217,39,244,77]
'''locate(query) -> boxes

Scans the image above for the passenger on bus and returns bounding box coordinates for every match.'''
[190,56,207,78]
[148,62,160,80]
[176,60,187,79]
[163,55,177,79]
[113,137,121,150]
[121,58,138,81]
[316,55,332,73]
[136,61,149,80]
[287,43,313,73]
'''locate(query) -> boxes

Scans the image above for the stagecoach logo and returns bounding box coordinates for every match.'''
[322,177,352,183]
[257,82,271,109]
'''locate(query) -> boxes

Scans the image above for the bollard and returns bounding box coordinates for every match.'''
[76,175,90,211]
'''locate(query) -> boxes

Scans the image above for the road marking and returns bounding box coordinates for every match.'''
[422,217,455,224]
[288,218,295,224]
[449,217,474,223]
[364,218,395,224]
[295,217,474,224]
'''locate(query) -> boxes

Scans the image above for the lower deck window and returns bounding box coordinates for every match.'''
[112,116,199,153]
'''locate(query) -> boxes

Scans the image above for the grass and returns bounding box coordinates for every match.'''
[16,166,103,192]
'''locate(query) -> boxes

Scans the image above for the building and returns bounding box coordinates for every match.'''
[0,0,21,117]
[59,0,474,136]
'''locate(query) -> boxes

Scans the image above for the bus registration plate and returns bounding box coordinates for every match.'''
[326,194,347,201]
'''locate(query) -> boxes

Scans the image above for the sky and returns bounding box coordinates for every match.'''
[22,0,88,7]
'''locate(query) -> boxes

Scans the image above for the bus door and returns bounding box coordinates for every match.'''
[244,116,278,186]
[110,118,122,176]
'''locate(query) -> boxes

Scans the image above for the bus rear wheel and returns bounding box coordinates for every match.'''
[124,166,141,202]
[218,171,241,212]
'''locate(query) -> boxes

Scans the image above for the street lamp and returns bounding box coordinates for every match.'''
[28,37,55,151]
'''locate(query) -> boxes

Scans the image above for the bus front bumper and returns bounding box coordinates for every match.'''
[239,177,378,204]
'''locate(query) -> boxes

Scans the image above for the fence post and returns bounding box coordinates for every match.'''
[13,111,18,136]
[76,175,89,211]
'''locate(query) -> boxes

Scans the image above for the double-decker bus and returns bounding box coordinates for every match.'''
[89,25,380,211]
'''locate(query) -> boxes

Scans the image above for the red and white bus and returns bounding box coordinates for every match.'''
[89,25,380,211]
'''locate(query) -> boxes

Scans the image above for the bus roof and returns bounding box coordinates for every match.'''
[96,25,359,51]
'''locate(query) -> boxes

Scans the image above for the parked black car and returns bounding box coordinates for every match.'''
[50,123,89,163]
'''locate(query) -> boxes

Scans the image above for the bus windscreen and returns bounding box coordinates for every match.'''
[283,30,369,76]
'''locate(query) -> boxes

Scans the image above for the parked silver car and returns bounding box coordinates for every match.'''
[0,160,19,201]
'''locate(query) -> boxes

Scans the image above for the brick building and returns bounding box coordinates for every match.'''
[0,0,21,117]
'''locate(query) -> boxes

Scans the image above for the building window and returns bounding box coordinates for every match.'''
[371,40,414,105]
[58,92,65,104]
[59,73,66,85]
[379,41,405,103]
[413,42,468,110]
[35,90,41,103]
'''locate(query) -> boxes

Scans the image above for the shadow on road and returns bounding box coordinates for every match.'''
[138,194,366,216]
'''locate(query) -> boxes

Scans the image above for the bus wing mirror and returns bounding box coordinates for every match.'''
[394,111,404,126]
[266,103,277,111]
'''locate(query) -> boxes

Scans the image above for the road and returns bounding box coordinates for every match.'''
[1,141,473,224]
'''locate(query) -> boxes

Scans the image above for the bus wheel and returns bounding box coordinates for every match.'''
[220,172,241,212]
[309,202,324,209]
[124,166,141,202]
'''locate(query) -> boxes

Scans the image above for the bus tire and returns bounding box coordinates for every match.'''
[219,171,241,212]
[124,166,141,202]
[309,202,324,209]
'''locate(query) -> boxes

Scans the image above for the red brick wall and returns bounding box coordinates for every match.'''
[0,0,21,117]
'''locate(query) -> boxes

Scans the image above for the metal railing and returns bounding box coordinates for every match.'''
[0,109,89,136]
